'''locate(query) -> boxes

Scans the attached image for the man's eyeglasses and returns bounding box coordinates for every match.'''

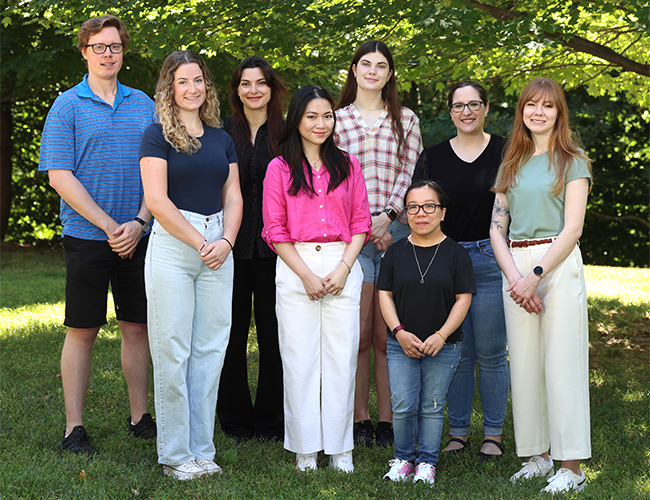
[450,101,484,113]
[406,203,442,215]
[86,43,124,55]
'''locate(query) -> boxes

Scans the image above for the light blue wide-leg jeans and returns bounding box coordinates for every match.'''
[146,210,233,465]
[446,238,510,437]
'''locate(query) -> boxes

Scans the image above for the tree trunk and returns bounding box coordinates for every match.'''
[0,101,12,240]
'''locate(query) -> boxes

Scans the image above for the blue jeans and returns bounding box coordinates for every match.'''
[357,220,410,283]
[387,336,461,465]
[446,238,510,437]
[145,210,233,465]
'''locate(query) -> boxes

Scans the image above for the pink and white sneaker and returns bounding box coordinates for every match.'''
[383,458,415,482]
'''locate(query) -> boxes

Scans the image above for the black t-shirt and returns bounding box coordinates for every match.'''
[376,237,475,343]
[413,135,506,242]
[139,123,238,215]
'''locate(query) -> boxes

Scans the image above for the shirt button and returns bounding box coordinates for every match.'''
[321,218,325,222]
[319,205,323,208]
[323,233,327,237]
[318,189,322,193]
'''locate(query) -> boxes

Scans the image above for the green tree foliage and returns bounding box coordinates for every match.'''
[1,0,648,265]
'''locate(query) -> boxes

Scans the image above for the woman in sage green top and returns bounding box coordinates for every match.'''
[490,77,592,495]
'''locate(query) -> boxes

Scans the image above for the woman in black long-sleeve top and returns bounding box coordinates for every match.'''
[217,56,288,441]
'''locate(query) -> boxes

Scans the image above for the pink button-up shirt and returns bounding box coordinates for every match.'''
[262,154,372,247]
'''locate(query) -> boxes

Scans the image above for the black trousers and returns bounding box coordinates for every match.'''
[217,253,284,439]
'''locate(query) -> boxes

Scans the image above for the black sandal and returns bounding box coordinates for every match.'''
[477,438,504,462]
[442,436,470,453]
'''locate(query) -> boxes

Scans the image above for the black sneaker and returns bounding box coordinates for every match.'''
[127,413,157,439]
[60,425,96,455]
[375,421,394,447]
[353,420,374,447]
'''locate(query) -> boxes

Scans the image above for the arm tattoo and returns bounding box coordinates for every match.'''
[490,198,510,231]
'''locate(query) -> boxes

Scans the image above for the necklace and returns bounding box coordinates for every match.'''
[411,236,443,284]
[354,103,385,112]
[306,155,321,166]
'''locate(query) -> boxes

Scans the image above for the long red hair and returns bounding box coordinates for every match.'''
[494,77,591,196]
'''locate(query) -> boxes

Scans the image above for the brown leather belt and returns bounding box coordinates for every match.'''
[507,237,555,248]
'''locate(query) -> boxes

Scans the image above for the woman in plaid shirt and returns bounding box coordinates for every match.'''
[335,40,423,448]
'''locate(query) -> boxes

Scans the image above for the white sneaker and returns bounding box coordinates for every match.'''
[163,460,207,480]
[383,459,415,482]
[195,458,223,475]
[413,462,436,486]
[296,452,318,471]
[542,468,587,494]
[510,455,554,483]
[329,450,354,473]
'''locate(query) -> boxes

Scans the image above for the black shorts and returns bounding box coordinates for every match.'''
[63,234,149,328]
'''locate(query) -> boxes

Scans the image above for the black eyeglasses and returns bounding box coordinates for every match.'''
[406,203,442,215]
[86,43,124,54]
[450,100,484,113]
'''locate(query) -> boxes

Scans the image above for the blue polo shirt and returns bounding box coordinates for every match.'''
[39,74,155,241]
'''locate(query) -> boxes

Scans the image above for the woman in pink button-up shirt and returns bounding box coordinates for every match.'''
[262,85,371,473]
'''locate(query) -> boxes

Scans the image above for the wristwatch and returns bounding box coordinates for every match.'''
[384,208,398,222]
[533,266,546,279]
[134,217,150,233]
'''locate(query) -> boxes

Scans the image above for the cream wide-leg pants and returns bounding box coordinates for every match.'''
[276,241,362,455]
[503,242,591,461]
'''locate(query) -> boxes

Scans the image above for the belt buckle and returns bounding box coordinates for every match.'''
[522,240,529,248]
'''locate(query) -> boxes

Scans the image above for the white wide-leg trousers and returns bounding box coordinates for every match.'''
[503,242,591,461]
[276,241,362,455]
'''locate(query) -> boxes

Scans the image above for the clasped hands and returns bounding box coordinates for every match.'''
[396,330,445,359]
[506,273,543,315]
[106,220,144,259]
[302,264,350,301]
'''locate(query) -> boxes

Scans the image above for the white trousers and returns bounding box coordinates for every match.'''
[276,242,362,455]
[503,243,591,461]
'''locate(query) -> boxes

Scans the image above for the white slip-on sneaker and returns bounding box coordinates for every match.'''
[542,468,587,494]
[163,460,207,480]
[383,459,415,482]
[195,458,223,475]
[296,452,318,471]
[510,455,554,483]
[328,450,354,473]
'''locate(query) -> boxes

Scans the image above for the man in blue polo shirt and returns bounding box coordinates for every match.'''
[39,15,156,455]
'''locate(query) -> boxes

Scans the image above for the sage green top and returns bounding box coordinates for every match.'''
[505,152,591,240]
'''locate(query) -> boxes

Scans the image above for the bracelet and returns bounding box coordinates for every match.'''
[388,324,405,338]
[340,258,352,273]
[435,331,446,343]
[197,238,208,253]
[222,237,233,250]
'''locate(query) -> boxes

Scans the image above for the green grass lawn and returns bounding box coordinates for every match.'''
[1,245,648,499]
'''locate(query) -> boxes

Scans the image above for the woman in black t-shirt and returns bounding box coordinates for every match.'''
[377,179,474,486]
[414,81,509,460]
[217,56,288,442]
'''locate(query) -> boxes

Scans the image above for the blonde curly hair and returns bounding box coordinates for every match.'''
[155,51,221,154]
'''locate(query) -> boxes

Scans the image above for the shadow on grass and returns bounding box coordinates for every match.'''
[1,261,649,498]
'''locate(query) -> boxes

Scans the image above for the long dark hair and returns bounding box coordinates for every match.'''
[227,56,288,186]
[336,40,406,158]
[279,86,351,197]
